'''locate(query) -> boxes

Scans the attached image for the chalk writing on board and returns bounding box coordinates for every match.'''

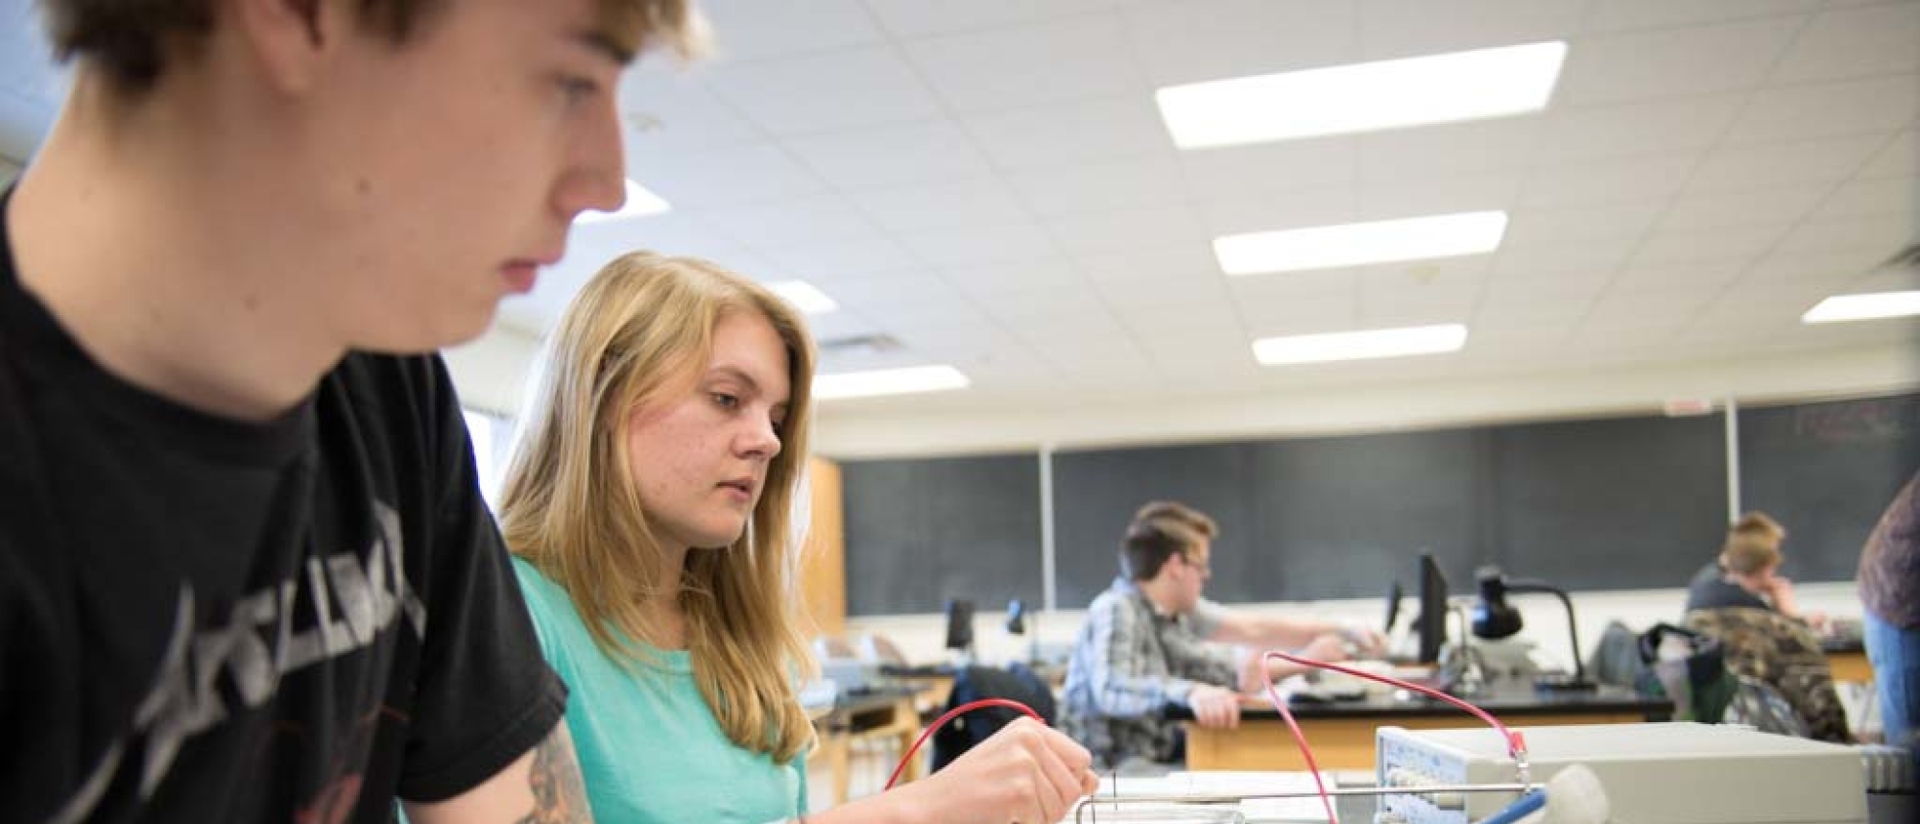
[1792,397,1918,443]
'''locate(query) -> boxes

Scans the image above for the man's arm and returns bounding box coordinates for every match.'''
[403,723,594,824]
[1210,610,1382,655]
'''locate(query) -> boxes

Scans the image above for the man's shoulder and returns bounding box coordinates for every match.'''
[1087,584,1150,621]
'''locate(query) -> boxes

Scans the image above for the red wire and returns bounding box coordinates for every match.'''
[882,697,1044,791]
[1258,653,1340,824]
[1259,650,1531,824]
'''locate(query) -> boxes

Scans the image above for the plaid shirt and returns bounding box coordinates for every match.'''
[1060,577,1239,767]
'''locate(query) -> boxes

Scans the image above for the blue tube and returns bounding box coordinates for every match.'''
[1477,790,1547,824]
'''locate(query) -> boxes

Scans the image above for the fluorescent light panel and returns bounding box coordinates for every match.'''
[1254,324,1468,365]
[1802,290,1920,323]
[767,280,839,315]
[1157,41,1567,149]
[814,365,969,400]
[1216,211,1507,276]
[575,179,671,224]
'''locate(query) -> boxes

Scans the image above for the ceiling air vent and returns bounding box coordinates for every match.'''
[817,334,903,357]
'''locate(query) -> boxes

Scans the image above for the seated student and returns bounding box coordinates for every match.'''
[1684,514,1848,742]
[1685,511,1826,630]
[1060,501,1381,772]
[496,252,1098,824]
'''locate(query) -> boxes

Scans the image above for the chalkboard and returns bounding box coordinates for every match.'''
[1246,429,1487,601]
[1739,393,1920,582]
[1052,414,1725,607]
[841,454,1043,616]
[836,392,1919,615]
[1485,415,1728,590]
[1051,442,1261,609]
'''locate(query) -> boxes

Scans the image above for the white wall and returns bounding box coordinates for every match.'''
[843,581,1867,675]
[442,330,1916,461]
[813,342,1920,458]
[444,323,542,417]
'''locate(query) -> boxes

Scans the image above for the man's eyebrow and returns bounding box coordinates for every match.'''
[574,29,636,66]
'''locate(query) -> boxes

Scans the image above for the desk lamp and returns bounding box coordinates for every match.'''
[1469,566,1597,693]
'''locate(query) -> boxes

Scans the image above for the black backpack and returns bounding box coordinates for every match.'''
[930,663,1058,772]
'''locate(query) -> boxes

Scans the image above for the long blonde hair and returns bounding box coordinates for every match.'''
[499,251,818,763]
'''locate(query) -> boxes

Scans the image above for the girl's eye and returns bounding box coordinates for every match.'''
[712,393,740,410]
[558,76,599,104]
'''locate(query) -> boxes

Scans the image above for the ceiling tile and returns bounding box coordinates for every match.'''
[962,96,1175,170]
[1555,15,1805,106]
[1179,137,1358,199]
[1744,249,1888,285]
[843,177,1033,234]
[1607,261,1748,293]
[696,0,886,61]
[1500,202,1663,249]
[754,238,921,280]
[704,47,944,135]
[628,141,828,208]
[1633,223,1789,266]
[944,258,1085,297]
[1357,172,1524,216]
[1770,3,1920,84]
[1808,174,1919,223]
[1584,0,1824,34]
[1849,264,1920,295]
[1858,131,1919,179]
[1239,294,1364,335]
[1123,0,1358,86]
[811,270,963,305]
[1357,118,1542,182]
[1007,154,1187,216]
[1358,0,1586,59]
[1775,213,1916,257]
[1520,154,1696,209]
[695,194,882,248]
[863,0,1118,38]
[1683,133,1886,194]
[1043,205,1212,257]
[1227,267,1370,300]
[783,120,992,189]
[1657,186,1830,232]
[1071,243,1224,283]
[1195,188,1363,237]
[1529,95,1743,166]
[893,221,1063,268]
[903,14,1147,113]
[1581,289,1715,329]
[1723,72,1920,146]
[1493,237,1637,277]
[616,70,764,154]
[1477,270,1612,311]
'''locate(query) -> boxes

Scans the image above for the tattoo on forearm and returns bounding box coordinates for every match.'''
[515,727,592,824]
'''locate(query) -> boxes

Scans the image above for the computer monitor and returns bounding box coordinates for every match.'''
[943,598,975,653]
[1416,551,1448,665]
[1383,579,1403,637]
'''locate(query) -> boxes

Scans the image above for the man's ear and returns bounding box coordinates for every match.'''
[229,0,346,93]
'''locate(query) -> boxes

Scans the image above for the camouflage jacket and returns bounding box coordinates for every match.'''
[1684,606,1851,743]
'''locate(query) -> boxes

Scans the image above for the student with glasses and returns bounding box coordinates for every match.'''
[1059,501,1383,773]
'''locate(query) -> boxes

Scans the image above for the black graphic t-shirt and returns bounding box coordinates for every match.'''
[0,191,567,823]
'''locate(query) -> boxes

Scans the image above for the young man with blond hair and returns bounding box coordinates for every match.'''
[1,0,697,820]
[1685,511,1823,627]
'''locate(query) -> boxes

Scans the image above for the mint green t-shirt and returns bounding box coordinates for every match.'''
[512,557,806,824]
